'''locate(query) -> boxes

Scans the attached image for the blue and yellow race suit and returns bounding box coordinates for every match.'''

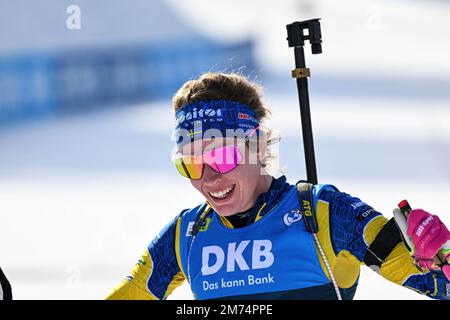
[106,176,450,300]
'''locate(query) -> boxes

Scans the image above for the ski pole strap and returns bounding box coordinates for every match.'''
[363,218,403,272]
[296,181,319,234]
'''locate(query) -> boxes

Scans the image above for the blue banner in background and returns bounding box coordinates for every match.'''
[0,39,256,126]
[0,55,56,124]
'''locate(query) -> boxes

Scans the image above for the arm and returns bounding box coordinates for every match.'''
[319,188,450,300]
[106,212,186,300]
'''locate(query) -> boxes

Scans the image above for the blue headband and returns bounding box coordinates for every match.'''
[175,100,260,148]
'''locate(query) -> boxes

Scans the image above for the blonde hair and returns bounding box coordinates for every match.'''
[172,72,280,169]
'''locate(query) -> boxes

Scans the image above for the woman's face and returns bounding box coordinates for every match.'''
[182,138,268,216]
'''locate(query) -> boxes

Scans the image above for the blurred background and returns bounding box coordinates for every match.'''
[1,0,449,300]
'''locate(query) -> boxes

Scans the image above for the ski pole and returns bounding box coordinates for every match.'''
[286,18,322,185]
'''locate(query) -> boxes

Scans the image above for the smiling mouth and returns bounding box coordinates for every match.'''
[208,184,236,201]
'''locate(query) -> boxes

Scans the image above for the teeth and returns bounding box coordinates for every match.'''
[209,185,234,199]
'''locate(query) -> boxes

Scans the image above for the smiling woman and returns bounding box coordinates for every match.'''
[105,72,450,300]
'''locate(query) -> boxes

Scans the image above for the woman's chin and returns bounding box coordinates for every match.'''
[206,184,239,215]
[215,202,252,217]
[211,201,243,216]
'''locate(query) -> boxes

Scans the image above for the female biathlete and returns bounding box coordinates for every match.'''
[106,72,450,300]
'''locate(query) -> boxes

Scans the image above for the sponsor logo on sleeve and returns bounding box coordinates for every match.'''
[356,208,376,222]
[351,201,367,210]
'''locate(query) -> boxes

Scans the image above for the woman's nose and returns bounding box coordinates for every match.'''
[202,164,222,184]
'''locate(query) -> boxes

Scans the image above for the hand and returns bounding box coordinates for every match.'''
[407,209,450,277]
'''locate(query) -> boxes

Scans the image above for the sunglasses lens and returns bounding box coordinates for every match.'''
[175,156,203,179]
[175,143,244,179]
[204,145,242,174]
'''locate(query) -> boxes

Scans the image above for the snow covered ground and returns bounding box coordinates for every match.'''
[1,91,449,300]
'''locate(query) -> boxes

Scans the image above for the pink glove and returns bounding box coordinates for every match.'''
[407,209,450,279]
